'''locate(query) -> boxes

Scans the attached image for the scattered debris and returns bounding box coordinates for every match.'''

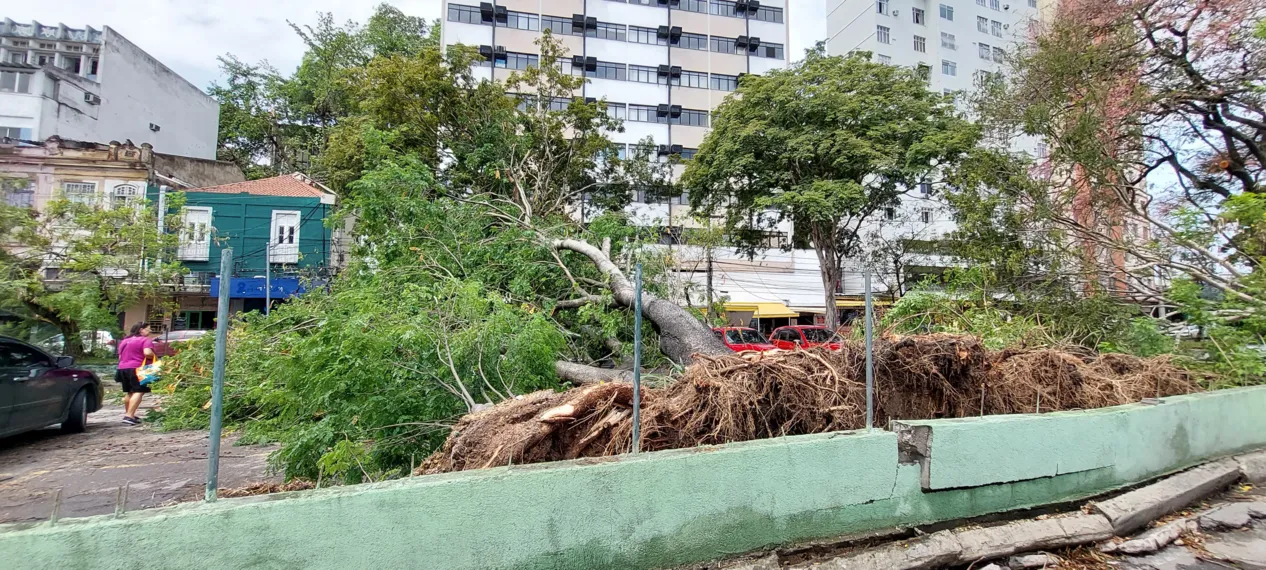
[217,480,315,498]
[421,335,1199,473]
[1099,517,1196,554]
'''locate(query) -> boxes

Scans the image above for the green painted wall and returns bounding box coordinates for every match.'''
[149,185,333,275]
[2,387,1264,570]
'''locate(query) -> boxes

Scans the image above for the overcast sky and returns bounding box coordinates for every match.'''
[6,0,825,92]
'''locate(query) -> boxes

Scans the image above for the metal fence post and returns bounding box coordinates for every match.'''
[632,263,643,454]
[206,249,233,501]
[864,269,875,430]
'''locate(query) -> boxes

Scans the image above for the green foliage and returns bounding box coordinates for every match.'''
[0,189,185,356]
[684,45,981,325]
[882,268,1172,355]
[153,274,566,483]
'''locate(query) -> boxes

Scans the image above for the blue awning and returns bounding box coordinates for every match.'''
[209,277,307,299]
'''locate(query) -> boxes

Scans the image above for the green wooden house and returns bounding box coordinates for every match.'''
[155,173,343,323]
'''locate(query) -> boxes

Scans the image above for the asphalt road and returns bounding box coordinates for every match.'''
[0,386,278,524]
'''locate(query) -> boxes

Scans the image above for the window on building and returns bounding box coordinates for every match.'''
[8,40,29,47]
[978,16,989,33]
[918,182,932,196]
[753,5,784,22]
[678,148,699,160]
[586,61,626,81]
[680,32,709,51]
[993,46,1006,62]
[605,102,627,120]
[884,207,896,220]
[941,32,956,50]
[877,25,891,44]
[977,0,987,5]
[979,43,993,59]
[710,36,738,54]
[990,0,1001,9]
[178,207,212,261]
[1036,142,1049,159]
[876,0,890,15]
[916,64,931,82]
[920,208,933,223]
[675,69,708,89]
[913,35,926,53]
[877,54,893,64]
[499,11,539,31]
[61,182,97,205]
[754,42,784,59]
[912,7,926,24]
[0,126,23,139]
[629,25,666,45]
[495,52,538,70]
[61,55,81,74]
[628,104,666,123]
[540,15,577,35]
[588,22,626,41]
[1028,0,1038,6]
[680,0,709,13]
[710,73,738,91]
[447,4,484,24]
[0,71,32,93]
[38,42,55,50]
[710,0,741,17]
[2,177,34,208]
[671,109,710,127]
[942,60,957,76]
[992,20,1003,36]
[6,52,26,64]
[270,210,301,264]
[110,184,141,210]
[629,64,666,84]
[940,4,955,20]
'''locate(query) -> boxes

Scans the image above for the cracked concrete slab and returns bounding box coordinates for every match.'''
[1093,459,1242,534]
[1203,526,1266,569]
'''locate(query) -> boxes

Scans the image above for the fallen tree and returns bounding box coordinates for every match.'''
[421,334,1200,474]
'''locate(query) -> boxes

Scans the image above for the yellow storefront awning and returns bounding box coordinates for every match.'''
[836,299,893,308]
[724,302,800,319]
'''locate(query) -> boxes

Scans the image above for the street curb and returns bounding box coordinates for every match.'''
[1092,458,1241,535]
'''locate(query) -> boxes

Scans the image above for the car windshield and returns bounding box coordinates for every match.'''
[801,328,840,343]
[739,329,769,344]
[162,330,208,342]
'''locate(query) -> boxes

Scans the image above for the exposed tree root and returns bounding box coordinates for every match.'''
[420,334,1201,474]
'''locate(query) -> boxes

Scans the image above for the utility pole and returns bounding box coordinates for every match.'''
[264,243,271,316]
[632,263,643,454]
[206,248,233,502]
[705,248,714,319]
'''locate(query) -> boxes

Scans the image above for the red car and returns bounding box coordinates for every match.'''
[152,330,209,358]
[712,327,777,352]
[770,326,844,351]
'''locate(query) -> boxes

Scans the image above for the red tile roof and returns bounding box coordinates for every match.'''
[190,173,333,199]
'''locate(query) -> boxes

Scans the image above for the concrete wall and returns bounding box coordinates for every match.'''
[96,27,218,160]
[2,387,1263,570]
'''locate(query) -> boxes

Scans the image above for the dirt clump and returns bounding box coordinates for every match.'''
[420,335,1200,474]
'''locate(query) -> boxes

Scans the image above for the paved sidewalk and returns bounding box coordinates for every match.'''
[0,387,278,524]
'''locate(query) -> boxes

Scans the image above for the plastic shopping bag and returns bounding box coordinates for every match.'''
[138,357,162,386]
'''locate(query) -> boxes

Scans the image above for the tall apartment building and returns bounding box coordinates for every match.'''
[0,19,219,159]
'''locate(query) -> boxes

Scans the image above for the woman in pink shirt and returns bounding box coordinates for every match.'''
[115,322,156,425]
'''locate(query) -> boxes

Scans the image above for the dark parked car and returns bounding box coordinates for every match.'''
[153,329,209,358]
[0,336,103,438]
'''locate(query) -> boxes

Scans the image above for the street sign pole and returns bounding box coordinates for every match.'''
[864,269,875,430]
[206,248,232,501]
[632,263,643,454]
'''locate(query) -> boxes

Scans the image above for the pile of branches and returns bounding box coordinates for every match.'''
[420,334,1199,474]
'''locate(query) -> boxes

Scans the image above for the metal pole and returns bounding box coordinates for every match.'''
[206,249,233,502]
[632,263,643,454]
[864,269,875,430]
[264,244,271,316]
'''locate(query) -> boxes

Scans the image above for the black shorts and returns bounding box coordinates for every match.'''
[115,368,151,394]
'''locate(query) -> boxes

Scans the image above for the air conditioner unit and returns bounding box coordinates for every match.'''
[585,16,598,30]
[657,25,670,39]
[657,64,670,77]
[572,55,586,69]
[494,5,508,22]
[747,0,761,14]
[572,14,586,29]
[656,104,670,117]
[669,144,683,154]
[735,35,749,49]
[479,2,494,23]
[893,9,899,16]
[479,45,495,60]
[584,56,597,71]
[83,92,101,105]
[669,66,682,78]
[736,0,749,11]
[1004,4,1010,9]
[657,144,671,156]
[669,105,682,118]
[748,37,762,51]
[149,123,161,132]
[1003,24,1010,29]
[669,26,683,43]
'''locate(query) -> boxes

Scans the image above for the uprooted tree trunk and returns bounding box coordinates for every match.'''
[552,238,729,370]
